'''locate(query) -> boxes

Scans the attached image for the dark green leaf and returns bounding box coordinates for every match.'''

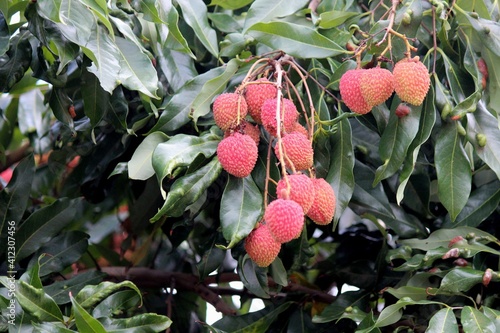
[176,0,219,57]
[426,308,458,333]
[209,0,253,10]
[247,22,345,58]
[71,294,107,333]
[196,237,226,280]
[100,313,172,332]
[76,281,142,310]
[159,0,194,56]
[318,11,359,29]
[34,231,89,277]
[312,290,370,323]
[128,132,169,181]
[461,306,495,333]
[482,306,500,331]
[439,268,484,293]
[82,69,110,129]
[0,30,32,92]
[270,258,288,287]
[384,286,430,302]
[157,48,197,92]
[238,255,269,299]
[151,157,222,220]
[92,290,141,319]
[191,58,240,124]
[243,0,308,31]
[220,176,263,249]
[208,13,243,33]
[33,322,78,332]
[44,271,107,304]
[326,118,355,224]
[15,280,64,322]
[435,121,472,221]
[16,198,82,260]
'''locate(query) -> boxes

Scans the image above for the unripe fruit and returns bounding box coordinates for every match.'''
[217,133,258,178]
[261,98,299,137]
[244,78,278,124]
[307,178,336,225]
[393,57,430,106]
[477,58,488,90]
[213,93,248,131]
[276,174,315,213]
[339,69,373,114]
[275,132,314,171]
[395,103,411,118]
[476,133,487,147]
[245,223,281,267]
[265,199,304,243]
[224,120,260,145]
[360,67,394,107]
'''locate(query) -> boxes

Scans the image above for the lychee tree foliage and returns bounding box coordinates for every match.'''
[1,0,500,331]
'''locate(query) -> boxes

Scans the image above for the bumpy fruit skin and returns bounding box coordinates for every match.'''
[245,223,281,267]
[213,93,248,131]
[307,178,336,225]
[360,67,394,106]
[261,98,298,137]
[224,120,260,145]
[265,199,304,243]
[393,57,430,106]
[277,174,315,213]
[244,78,278,124]
[275,132,313,171]
[339,69,373,114]
[291,122,309,137]
[217,133,258,178]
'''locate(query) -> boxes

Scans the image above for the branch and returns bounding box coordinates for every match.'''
[0,142,31,173]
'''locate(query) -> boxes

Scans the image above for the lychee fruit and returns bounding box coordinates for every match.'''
[307,178,336,225]
[224,120,260,145]
[213,93,248,131]
[277,174,315,213]
[275,132,313,171]
[393,57,430,106]
[395,103,411,118]
[244,78,278,124]
[261,97,299,137]
[217,132,258,178]
[290,122,309,137]
[265,199,304,243]
[360,67,394,106]
[245,223,281,267]
[339,69,373,114]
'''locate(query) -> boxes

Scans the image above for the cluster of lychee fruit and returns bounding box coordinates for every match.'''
[212,77,337,268]
[339,56,431,115]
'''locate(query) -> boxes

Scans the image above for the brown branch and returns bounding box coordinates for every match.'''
[0,142,31,173]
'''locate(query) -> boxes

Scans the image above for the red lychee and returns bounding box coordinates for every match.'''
[393,57,430,106]
[277,174,315,213]
[307,178,336,225]
[260,98,299,137]
[245,223,281,267]
[275,132,314,171]
[265,199,304,243]
[244,78,278,124]
[360,67,394,106]
[213,93,248,131]
[217,132,258,178]
[224,120,260,145]
[339,69,373,114]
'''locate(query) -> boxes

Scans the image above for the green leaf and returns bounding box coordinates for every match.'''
[114,36,159,99]
[461,306,495,333]
[238,255,270,299]
[373,304,403,328]
[209,0,253,10]
[482,306,500,331]
[36,0,61,23]
[220,176,263,249]
[151,157,222,221]
[396,83,436,204]
[176,0,219,57]
[243,0,308,31]
[82,69,110,129]
[157,48,197,92]
[152,132,219,198]
[269,258,288,287]
[100,313,172,332]
[159,0,194,56]
[426,308,458,333]
[44,271,107,304]
[439,268,484,293]
[15,280,64,322]
[16,198,81,260]
[57,0,95,46]
[326,118,355,224]
[435,121,472,221]
[313,290,370,323]
[384,286,430,302]
[208,13,243,33]
[71,294,107,333]
[33,322,78,333]
[191,58,240,124]
[374,101,422,185]
[0,155,34,251]
[148,66,225,133]
[76,281,142,310]
[196,236,226,280]
[247,21,345,59]
[92,290,141,318]
[466,103,500,180]
[209,302,292,332]
[128,132,169,180]
[318,11,359,29]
